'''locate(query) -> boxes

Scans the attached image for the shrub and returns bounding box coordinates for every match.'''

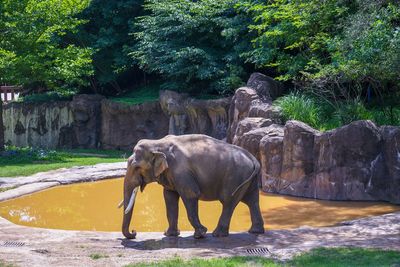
[274,93,321,128]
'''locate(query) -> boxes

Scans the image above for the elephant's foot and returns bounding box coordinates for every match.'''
[212,225,229,237]
[249,225,265,234]
[164,228,180,237]
[193,226,207,239]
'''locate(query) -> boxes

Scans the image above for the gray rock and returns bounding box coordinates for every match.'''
[234,124,282,161]
[68,94,105,148]
[160,90,230,139]
[313,120,382,200]
[232,117,273,144]
[246,72,284,101]
[100,100,169,151]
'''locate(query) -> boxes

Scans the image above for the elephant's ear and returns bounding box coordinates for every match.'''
[152,151,169,178]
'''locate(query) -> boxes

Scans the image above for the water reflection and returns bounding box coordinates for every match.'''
[0,178,398,232]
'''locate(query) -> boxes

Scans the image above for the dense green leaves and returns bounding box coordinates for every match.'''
[0,0,93,93]
[75,0,144,94]
[0,0,399,104]
[131,0,252,94]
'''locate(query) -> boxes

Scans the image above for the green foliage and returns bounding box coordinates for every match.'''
[333,99,373,125]
[131,0,252,95]
[275,92,400,130]
[0,0,93,93]
[0,147,126,177]
[245,0,352,81]
[126,248,400,267]
[75,0,144,94]
[274,93,321,128]
[18,91,74,103]
[110,82,161,105]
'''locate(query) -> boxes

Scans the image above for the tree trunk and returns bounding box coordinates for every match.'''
[0,98,4,151]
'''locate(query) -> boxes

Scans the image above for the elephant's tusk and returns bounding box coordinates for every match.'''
[117,199,124,209]
[124,187,139,215]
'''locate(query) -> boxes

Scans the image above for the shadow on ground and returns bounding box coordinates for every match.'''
[120,232,259,250]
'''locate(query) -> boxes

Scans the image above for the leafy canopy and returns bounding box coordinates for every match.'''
[0,0,93,93]
[131,0,252,95]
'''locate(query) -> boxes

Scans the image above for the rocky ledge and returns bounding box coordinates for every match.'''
[0,162,126,202]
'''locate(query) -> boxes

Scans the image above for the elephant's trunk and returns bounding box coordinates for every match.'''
[122,177,139,239]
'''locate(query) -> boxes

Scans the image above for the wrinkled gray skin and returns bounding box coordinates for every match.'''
[122,134,264,239]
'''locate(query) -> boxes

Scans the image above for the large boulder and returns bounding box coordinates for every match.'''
[234,124,282,161]
[100,100,169,151]
[160,90,230,139]
[262,121,319,197]
[246,72,284,101]
[313,120,382,200]
[259,120,400,203]
[227,74,283,143]
[259,126,285,189]
[232,117,273,144]
[379,126,400,203]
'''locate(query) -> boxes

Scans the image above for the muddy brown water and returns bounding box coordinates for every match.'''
[0,178,399,232]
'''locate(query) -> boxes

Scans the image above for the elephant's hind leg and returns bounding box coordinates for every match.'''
[242,189,265,234]
[212,199,241,237]
[181,196,207,239]
[163,189,180,237]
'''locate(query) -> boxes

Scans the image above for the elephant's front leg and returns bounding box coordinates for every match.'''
[163,189,180,237]
[181,196,207,239]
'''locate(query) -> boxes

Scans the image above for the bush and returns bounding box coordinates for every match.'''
[1,146,63,162]
[274,93,321,128]
[333,99,373,125]
[18,91,74,103]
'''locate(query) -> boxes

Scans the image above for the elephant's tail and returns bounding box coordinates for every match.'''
[231,160,260,197]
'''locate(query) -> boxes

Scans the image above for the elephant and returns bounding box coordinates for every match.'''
[121,134,265,239]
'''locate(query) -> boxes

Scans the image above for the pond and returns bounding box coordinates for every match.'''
[0,178,399,232]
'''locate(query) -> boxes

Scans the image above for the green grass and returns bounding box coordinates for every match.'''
[110,82,222,105]
[111,83,160,105]
[0,260,14,267]
[126,247,400,267]
[274,93,400,131]
[89,253,109,260]
[0,147,127,177]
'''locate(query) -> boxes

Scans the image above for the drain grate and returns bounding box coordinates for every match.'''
[246,247,270,255]
[2,241,25,247]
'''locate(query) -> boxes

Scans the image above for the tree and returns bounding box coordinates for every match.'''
[132,0,253,95]
[0,0,93,94]
[0,98,4,152]
[75,0,144,95]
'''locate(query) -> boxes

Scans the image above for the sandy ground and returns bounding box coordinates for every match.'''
[0,163,399,266]
[0,213,399,267]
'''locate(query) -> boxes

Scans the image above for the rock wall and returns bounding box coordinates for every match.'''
[160,90,231,139]
[3,101,74,149]
[228,74,400,204]
[100,100,169,151]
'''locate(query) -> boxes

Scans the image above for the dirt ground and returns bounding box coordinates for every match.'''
[0,212,399,267]
[1,163,399,266]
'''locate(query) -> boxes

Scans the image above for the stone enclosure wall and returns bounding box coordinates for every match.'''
[226,73,400,204]
[2,72,399,203]
[2,92,230,151]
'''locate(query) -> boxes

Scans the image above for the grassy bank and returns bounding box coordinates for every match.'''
[274,93,400,131]
[0,147,127,177]
[127,247,400,267]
